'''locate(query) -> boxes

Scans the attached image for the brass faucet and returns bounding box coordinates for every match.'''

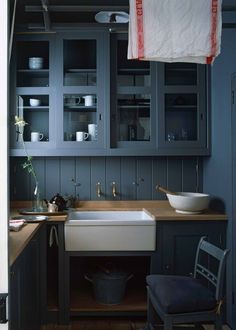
[96,182,102,198]
[111,181,117,197]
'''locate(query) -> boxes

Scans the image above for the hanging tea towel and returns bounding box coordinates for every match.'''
[128,0,222,64]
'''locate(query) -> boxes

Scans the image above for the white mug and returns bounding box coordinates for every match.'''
[83,95,94,107]
[29,98,40,107]
[31,132,44,142]
[76,131,89,141]
[88,124,98,141]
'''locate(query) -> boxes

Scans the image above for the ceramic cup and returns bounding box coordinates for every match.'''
[76,131,89,141]
[31,132,44,142]
[65,96,81,106]
[29,98,41,107]
[83,95,94,107]
[88,124,98,141]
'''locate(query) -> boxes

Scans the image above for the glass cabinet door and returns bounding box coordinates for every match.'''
[60,33,106,151]
[111,35,155,150]
[11,35,53,153]
[15,94,49,143]
[63,93,97,142]
[158,63,207,153]
[16,40,49,88]
[63,39,96,87]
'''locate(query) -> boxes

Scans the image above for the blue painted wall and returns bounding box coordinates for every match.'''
[203,28,236,327]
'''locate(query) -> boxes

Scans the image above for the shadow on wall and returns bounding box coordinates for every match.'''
[209,198,226,213]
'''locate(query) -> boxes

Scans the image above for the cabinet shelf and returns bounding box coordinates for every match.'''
[118,68,149,75]
[64,105,96,111]
[70,280,147,313]
[65,69,96,73]
[19,106,49,111]
[166,105,197,111]
[118,105,150,109]
[18,69,49,75]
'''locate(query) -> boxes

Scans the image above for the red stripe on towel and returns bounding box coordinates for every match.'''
[206,0,218,64]
[136,0,144,59]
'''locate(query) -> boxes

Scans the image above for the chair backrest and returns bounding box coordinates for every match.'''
[193,236,229,301]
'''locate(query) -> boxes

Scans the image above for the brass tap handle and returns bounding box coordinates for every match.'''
[112,181,117,197]
[96,182,102,198]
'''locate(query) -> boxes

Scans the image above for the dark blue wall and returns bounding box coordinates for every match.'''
[203,28,236,327]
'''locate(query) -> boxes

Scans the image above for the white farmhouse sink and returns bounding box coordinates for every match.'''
[64,210,156,251]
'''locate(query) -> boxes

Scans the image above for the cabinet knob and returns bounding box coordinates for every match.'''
[164,265,170,270]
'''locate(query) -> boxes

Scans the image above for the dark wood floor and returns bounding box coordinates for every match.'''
[41,318,146,330]
[41,318,211,330]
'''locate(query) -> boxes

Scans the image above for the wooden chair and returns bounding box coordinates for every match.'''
[144,236,229,330]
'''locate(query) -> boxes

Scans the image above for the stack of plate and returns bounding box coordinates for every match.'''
[28,57,44,69]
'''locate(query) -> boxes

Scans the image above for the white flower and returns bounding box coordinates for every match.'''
[14,115,28,128]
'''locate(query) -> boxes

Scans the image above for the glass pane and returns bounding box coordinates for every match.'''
[165,94,197,141]
[16,95,49,142]
[63,94,97,141]
[165,63,197,85]
[117,94,150,141]
[16,41,49,87]
[64,40,96,86]
[117,40,150,87]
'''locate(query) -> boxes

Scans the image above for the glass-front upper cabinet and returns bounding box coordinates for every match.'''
[11,35,54,153]
[16,40,50,88]
[157,63,208,155]
[110,34,156,153]
[59,32,107,152]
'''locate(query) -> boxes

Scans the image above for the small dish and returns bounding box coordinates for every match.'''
[12,215,48,222]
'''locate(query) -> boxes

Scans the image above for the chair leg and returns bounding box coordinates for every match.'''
[215,315,223,330]
[164,317,173,330]
[147,293,156,327]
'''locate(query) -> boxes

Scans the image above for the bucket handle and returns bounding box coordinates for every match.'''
[84,274,93,282]
[127,274,133,281]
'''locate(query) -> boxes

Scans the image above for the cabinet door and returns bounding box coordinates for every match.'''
[159,221,226,276]
[56,31,108,155]
[110,34,156,155]
[157,63,209,155]
[10,236,40,330]
[10,35,56,155]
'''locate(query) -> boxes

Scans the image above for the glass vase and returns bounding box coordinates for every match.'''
[32,184,43,212]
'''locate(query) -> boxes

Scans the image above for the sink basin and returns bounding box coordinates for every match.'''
[64,210,156,251]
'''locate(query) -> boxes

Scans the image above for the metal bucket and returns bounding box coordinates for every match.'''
[85,270,133,305]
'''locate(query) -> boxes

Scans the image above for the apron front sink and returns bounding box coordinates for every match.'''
[64,210,156,251]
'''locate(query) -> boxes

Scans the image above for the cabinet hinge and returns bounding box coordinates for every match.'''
[0,293,8,323]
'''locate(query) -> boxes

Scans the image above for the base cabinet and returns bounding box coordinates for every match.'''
[151,221,226,276]
[10,229,42,330]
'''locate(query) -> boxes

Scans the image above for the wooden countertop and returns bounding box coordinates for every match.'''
[9,223,41,266]
[10,200,227,222]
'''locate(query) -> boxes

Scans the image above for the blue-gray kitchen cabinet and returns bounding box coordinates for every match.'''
[151,220,227,276]
[9,226,44,330]
[10,29,209,157]
[157,63,210,156]
[10,34,57,156]
[109,33,209,156]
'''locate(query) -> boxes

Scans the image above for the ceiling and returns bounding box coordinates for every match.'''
[12,0,129,32]
[11,0,236,32]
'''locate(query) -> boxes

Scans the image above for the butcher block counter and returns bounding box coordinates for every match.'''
[10,200,228,222]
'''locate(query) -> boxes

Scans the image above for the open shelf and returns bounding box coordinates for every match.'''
[70,280,147,313]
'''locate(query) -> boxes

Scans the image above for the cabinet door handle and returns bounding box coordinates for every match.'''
[99,113,102,121]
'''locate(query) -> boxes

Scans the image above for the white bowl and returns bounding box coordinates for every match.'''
[29,98,41,107]
[166,192,210,214]
[28,57,43,69]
